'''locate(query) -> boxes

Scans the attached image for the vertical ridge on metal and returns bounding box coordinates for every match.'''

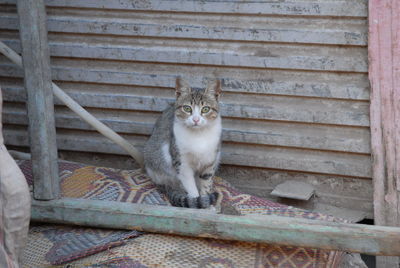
[16,0,59,200]
[369,0,400,267]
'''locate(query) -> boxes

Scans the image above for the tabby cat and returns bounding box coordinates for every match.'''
[144,78,222,208]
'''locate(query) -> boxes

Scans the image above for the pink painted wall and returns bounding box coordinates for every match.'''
[369,0,400,266]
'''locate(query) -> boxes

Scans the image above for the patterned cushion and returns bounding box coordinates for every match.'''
[19,160,344,267]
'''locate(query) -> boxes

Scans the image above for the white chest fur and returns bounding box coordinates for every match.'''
[173,117,221,168]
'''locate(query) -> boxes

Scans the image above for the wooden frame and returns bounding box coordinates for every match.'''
[31,198,400,256]
[369,0,400,266]
[4,0,400,261]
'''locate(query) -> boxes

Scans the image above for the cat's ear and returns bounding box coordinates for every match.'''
[175,77,191,98]
[205,79,221,100]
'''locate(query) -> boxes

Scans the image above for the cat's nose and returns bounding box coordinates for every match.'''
[193,116,200,123]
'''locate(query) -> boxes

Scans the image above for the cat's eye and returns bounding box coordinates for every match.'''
[201,106,211,114]
[183,105,192,113]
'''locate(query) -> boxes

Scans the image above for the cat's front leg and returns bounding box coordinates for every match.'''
[177,162,199,198]
[174,162,202,208]
[198,166,219,208]
[199,159,218,194]
[199,172,213,195]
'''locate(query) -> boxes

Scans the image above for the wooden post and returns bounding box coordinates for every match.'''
[17,0,59,200]
[369,0,400,267]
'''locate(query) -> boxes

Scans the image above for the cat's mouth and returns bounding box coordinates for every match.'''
[191,123,203,129]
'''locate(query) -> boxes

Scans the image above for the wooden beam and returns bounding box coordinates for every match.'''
[31,198,400,256]
[16,0,59,200]
[369,0,400,266]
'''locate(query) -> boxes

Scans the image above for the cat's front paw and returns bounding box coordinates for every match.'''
[197,192,218,208]
[168,191,219,209]
[181,192,218,209]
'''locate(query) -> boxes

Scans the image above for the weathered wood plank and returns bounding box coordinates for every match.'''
[53,12,368,46]
[46,0,368,17]
[48,41,368,73]
[222,143,371,178]
[3,125,147,154]
[0,33,368,72]
[3,126,372,178]
[0,56,370,100]
[3,103,371,154]
[369,0,400,266]
[16,0,59,200]
[0,0,369,17]
[0,10,368,45]
[30,197,400,256]
[222,118,370,154]
[0,82,370,127]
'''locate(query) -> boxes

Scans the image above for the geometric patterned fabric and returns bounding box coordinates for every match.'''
[18,160,345,267]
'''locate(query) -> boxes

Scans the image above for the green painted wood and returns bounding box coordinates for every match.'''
[31,198,400,256]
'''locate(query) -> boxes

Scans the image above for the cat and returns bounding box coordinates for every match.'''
[143,78,222,208]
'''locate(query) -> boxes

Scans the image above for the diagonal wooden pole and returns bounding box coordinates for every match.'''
[0,41,144,168]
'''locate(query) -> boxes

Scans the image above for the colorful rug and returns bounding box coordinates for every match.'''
[18,160,344,267]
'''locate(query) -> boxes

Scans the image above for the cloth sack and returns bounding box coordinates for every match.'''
[0,87,31,268]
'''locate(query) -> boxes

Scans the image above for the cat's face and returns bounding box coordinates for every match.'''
[174,78,221,129]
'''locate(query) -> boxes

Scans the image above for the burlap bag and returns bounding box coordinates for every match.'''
[0,87,31,268]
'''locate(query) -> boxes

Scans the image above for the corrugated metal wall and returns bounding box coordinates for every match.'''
[0,0,372,216]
